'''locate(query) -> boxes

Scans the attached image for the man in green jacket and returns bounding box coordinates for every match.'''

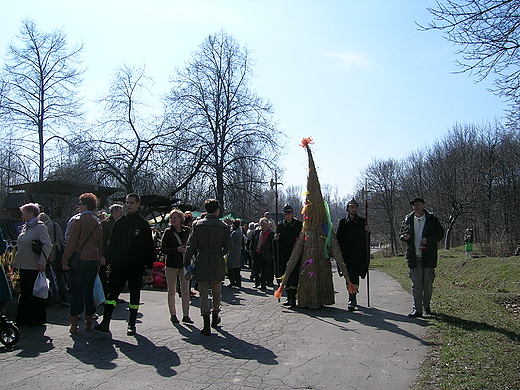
[184,199,233,335]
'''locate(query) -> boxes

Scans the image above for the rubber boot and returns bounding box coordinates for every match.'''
[84,315,94,332]
[348,293,357,311]
[94,303,114,332]
[127,308,138,336]
[201,315,211,335]
[211,312,221,329]
[69,315,79,334]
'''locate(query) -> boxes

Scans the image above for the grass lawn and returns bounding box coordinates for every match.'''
[371,248,520,390]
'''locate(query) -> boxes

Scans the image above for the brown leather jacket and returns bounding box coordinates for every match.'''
[62,212,103,264]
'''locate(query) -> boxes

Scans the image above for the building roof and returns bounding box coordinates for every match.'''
[9,180,122,197]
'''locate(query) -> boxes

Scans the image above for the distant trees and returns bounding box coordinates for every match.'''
[0,19,84,181]
[361,122,520,256]
[423,1,520,122]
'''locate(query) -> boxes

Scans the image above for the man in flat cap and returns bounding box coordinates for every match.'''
[274,204,303,306]
[336,199,370,311]
[399,198,444,317]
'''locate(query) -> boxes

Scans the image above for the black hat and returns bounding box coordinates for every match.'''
[282,204,293,213]
[347,199,359,207]
[409,197,425,205]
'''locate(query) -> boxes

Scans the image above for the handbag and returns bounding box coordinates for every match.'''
[32,271,50,299]
[31,239,43,256]
[31,239,49,264]
[93,274,105,306]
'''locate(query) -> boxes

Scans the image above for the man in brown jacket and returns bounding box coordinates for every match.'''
[184,199,233,335]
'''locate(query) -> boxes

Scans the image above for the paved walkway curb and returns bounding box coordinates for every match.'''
[0,267,429,389]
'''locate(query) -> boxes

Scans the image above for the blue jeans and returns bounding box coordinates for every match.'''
[69,259,100,317]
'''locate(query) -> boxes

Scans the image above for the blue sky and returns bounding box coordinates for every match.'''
[0,0,507,199]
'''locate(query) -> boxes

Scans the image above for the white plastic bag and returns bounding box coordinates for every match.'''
[32,271,49,299]
[93,274,106,306]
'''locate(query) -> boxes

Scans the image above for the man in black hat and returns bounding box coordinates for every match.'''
[399,198,444,317]
[336,199,370,311]
[274,204,303,306]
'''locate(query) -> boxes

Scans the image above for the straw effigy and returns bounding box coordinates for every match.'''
[277,137,357,309]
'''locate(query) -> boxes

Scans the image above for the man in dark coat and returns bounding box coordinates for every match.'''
[183,199,233,335]
[274,204,303,307]
[336,199,370,311]
[399,198,444,318]
[95,193,154,336]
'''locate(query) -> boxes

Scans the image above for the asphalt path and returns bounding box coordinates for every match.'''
[0,266,429,389]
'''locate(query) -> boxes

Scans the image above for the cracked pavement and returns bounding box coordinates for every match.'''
[0,267,428,389]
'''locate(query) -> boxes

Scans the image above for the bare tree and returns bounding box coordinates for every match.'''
[422,1,520,120]
[423,125,481,249]
[364,158,403,255]
[0,19,84,181]
[91,64,206,194]
[165,30,282,211]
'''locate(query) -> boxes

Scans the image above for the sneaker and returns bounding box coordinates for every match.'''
[408,311,423,318]
[182,316,194,324]
[170,315,179,324]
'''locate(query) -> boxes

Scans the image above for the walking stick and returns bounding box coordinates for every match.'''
[270,170,283,302]
[362,184,371,307]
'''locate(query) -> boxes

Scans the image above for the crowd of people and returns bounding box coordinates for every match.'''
[0,191,447,339]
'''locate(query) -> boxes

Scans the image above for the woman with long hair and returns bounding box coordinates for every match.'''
[161,209,193,324]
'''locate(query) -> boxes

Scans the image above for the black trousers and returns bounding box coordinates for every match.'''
[253,253,272,288]
[106,264,144,308]
[16,269,46,326]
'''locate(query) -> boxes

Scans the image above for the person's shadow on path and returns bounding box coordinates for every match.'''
[6,325,54,357]
[176,323,278,365]
[67,332,179,376]
[291,305,431,346]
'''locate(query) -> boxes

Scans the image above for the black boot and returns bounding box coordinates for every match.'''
[127,308,138,336]
[348,293,357,311]
[289,289,297,307]
[201,315,211,335]
[94,303,114,332]
[211,312,221,329]
[283,289,296,307]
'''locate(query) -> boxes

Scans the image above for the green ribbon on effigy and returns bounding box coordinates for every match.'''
[323,200,332,258]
